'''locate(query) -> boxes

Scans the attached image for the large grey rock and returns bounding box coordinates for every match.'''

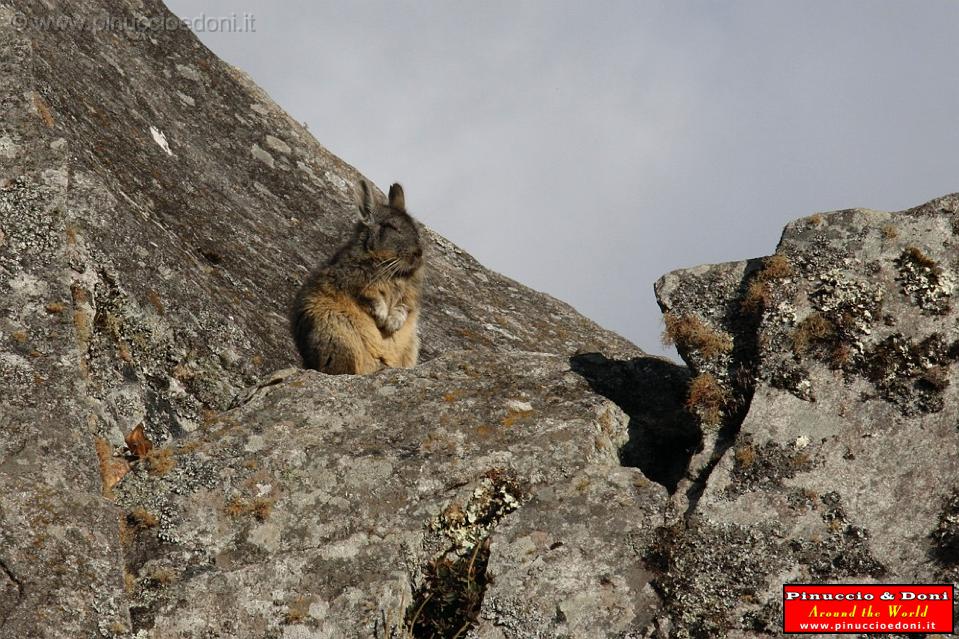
[114,351,666,638]
[654,197,959,637]
[0,1,653,637]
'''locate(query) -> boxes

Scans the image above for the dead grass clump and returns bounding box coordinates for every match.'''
[741,255,793,314]
[128,507,159,529]
[284,596,313,624]
[791,312,836,356]
[147,566,176,586]
[734,444,757,469]
[903,245,937,269]
[741,280,771,314]
[145,447,175,476]
[686,373,729,426]
[225,496,274,522]
[662,313,734,360]
[761,254,793,280]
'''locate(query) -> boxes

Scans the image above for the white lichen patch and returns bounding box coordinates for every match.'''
[319,532,368,560]
[896,247,954,314]
[265,135,291,155]
[251,144,275,168]
[176,91,196,107]
[296,161,322,185]
[0,135,20,159]
[506,399,533,413]
[150,126,173,156]
[8,271,48,297]
[323,171,348,192]
[175,64,203,83]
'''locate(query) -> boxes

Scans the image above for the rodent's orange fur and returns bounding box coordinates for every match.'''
[290,181,423,374]
[299,280,419,374]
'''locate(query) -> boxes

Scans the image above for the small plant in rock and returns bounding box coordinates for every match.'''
[406,539,491,639]
[662,313,733,361]
[686,373,729,426]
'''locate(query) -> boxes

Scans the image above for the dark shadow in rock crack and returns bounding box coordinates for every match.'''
[679,257,766,513]
[570,353,700,493]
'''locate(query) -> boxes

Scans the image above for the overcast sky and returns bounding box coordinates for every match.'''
[164,1,959,359]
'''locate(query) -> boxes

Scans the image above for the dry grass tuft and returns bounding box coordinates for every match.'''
[225,496,274,522]
[662,313,734,361]
[128,507,159,529]
[791,312,836,356]
[145,447,176,476]
[686,373,729,426]
[761,254,793,280]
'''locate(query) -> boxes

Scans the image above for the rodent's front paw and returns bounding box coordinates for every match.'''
[383,306,408,334]
[367,297,389,326]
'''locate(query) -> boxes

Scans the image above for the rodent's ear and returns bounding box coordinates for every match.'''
[388,183,405,212]
[355,180,376,226]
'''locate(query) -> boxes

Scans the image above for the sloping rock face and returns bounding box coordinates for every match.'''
[655,198,959,637]
[115,352,665,638]
[0,1,657,637]
[5,1,959,638]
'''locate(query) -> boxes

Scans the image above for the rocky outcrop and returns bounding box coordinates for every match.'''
[0,1,651,637]
[654,198,959,637]
[3,1,959,638]
[115,353,665,638]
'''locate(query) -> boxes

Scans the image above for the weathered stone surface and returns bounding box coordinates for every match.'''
[7,0,959,637]
[114,351,666,638]
[0,1,653,637]
[654,197,959,637]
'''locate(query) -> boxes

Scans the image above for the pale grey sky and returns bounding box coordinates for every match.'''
[165,1,959,359]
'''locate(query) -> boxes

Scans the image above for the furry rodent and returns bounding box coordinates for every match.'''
[290,181,425,374]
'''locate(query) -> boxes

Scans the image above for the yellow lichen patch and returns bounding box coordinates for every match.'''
[145,289,165,316]
[473,424,495,439]
[686,373,729,426]
[442,389,464,403]
[95,438,129,498]
[662,313,734,361]
[500,409,533,428]
[32,93,55,128]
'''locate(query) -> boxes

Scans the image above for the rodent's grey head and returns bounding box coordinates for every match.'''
[354,181,424,276]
